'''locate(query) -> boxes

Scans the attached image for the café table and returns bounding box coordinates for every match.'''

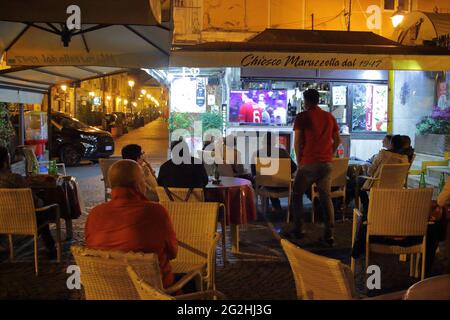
[204,176,257,254]
[403,274,450,300]
[27,174,83,240]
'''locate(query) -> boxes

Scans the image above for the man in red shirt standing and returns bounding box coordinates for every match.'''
[288,89,341,246]
[85,160,177,288]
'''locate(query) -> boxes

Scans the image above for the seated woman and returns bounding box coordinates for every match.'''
[358,135,409,214]
[121,144,158,201]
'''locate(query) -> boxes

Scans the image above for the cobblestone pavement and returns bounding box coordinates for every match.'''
[0,119,448,299]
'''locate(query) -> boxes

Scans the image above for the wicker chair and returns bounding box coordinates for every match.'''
[127,265,226,300]
[71,245,203,300]
[157,186,227,264]
[156,186,205,202]
[311,157,349,222]
[0,188,62,275]
[351,188,433,280]
[281,239,358,300]
[98,158,120,202]
[160,201,221,290]
[255,157,292,222]
[356,163,410,210]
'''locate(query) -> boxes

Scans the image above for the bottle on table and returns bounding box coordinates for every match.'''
[31,161,39,175]
[48,160,58,176]
[337,144,345,158]
[214,163,220,182]
[419,172,426,188]
[438,172,446,193]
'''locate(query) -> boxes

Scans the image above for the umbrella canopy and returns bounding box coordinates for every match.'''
[170,29,450,71]
[0,0,172,68]
[0,66,127,94]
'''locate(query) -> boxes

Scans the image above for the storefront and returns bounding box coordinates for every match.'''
[166,29,450,163]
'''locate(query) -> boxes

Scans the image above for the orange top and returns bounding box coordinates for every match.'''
[85,187,177,288]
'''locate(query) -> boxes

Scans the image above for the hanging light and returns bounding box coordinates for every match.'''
[60,84,67,92]
[106,95,112,101]
[141,89,147,95]
[128,80,135,88]
[391,6,405,28]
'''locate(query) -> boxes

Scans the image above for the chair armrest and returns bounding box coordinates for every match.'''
[358,175,378,181]
[363,290,406,300]
[35,203,60,213]
[353,208,363,218]
[165,268,203,294]
[175,290,227,300]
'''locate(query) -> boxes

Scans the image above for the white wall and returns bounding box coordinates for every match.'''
[351,139,382,161]
[392,71,436,147]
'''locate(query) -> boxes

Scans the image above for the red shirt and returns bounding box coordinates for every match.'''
[239,102,262,123]
[85,187,177,288]
[293,105,339,165]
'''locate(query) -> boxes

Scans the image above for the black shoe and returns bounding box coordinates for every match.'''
[319,236,335,248]
[46,248,57,260]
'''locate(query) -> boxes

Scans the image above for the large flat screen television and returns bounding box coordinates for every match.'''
[229,90,288,125]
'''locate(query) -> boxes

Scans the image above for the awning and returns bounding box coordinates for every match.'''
[0,66,128,95]
[0,0,172,68]
[170,29,450,71]
[0,88,44,104]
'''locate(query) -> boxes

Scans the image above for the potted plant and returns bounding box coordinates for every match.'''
[415,106,450,156]
[0,102,16,153]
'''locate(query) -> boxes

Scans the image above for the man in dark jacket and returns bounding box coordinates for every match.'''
[157,139,209,188]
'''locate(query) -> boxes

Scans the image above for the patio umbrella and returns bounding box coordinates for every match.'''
[0,0,172,68]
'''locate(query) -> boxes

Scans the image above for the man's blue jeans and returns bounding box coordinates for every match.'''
[290,162,334,238]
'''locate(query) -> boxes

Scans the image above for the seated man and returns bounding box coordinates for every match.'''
[0,146,56,258]
[158,139,209,188]
[121,144,158,201]
[358,135,409,213]
[85,160,177,288]
[367,134,392,163]
[251,132,297,212]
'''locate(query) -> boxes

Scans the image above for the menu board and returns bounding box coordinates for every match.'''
[332,86,347,106]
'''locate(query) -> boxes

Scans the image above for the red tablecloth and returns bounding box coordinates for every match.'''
[204,177,257,225]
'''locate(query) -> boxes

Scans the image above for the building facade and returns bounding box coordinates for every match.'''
[173,0,450,44]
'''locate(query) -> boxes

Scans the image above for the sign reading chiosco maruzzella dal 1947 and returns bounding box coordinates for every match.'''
[170,51,450,71]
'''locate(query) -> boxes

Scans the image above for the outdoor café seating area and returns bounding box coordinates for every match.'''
[0,134,449,301]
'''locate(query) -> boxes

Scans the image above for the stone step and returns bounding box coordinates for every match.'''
[427,166,450,180]
[408,175,440,188]
[408,175,441,199]
[410,153,446,171]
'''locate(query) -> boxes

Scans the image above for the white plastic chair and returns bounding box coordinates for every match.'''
[255,157,292,222]
[311,157,349,222]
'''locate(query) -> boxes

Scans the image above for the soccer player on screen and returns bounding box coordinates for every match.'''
[239,93,262,123]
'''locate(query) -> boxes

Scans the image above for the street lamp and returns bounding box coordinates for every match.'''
[391,6,405,28]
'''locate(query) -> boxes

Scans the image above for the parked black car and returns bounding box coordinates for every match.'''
[51,112,114,166]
